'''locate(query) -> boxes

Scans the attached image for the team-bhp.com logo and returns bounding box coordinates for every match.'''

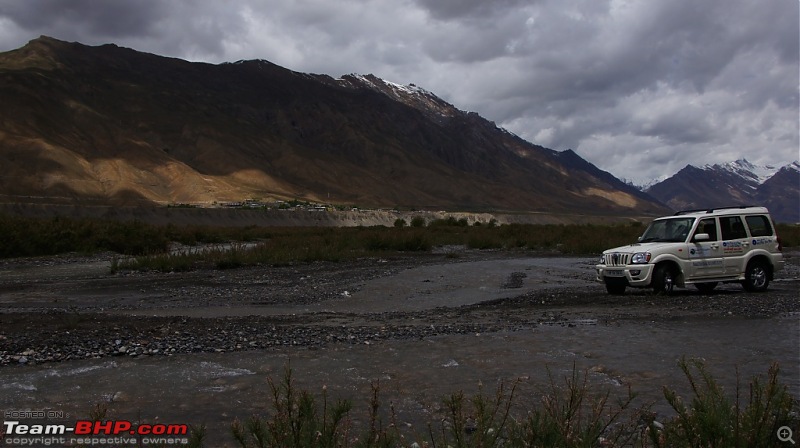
[3,419,190,445]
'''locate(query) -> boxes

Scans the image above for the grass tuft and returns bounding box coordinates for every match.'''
[76,360,797,447]
[651,357,798,447]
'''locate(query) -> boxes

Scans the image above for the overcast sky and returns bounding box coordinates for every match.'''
[0,0,797,184]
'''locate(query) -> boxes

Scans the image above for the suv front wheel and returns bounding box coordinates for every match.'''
[742,260,770,292]
[652,264,677,295]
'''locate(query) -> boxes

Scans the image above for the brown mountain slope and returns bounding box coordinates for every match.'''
[0,36,667,215]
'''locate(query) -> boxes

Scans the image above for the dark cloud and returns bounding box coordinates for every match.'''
[0,0,796,184]
[0,0,163,37]
[0,0,246,60]
[413,0,536,21]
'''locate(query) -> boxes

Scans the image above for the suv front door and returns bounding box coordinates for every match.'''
[689,218,724,278]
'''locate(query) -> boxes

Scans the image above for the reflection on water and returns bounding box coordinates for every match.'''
[1,315,797,446]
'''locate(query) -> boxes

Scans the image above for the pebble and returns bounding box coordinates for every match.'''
[0,314,502,365]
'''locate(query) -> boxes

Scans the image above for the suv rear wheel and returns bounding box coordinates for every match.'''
[652,264,676,295]
[742,260,770,292]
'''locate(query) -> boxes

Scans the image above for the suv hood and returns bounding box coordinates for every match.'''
[602,242,676,254]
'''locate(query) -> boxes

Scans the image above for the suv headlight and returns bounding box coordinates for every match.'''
[599,254,606,264]
[631,252,651,264]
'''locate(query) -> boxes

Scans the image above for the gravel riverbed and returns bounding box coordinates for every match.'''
[1,249,798,366]
[1,248,798,448]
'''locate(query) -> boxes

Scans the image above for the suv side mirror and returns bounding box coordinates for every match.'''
[693,233,710,242]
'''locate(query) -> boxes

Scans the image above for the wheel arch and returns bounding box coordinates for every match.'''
[652,258,685,287]
[746,254,775,280]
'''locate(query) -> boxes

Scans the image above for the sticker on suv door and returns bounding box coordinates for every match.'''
[723,241,744,253]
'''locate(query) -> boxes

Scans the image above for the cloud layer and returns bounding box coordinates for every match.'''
[0,0,797,184]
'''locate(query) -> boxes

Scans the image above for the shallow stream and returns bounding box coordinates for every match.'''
[2,314,797,446]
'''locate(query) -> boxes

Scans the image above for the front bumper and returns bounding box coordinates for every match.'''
[595,263,655,287]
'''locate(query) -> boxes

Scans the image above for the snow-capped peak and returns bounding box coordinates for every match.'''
[640,159,796,192]
[704,158,780,184]
[337,73,458,119]
[340,73,434,99]
[633,175,671,190]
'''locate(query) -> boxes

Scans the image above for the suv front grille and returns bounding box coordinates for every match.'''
[606,253,630,266]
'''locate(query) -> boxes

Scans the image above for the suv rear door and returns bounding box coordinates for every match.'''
[719,214,750,275]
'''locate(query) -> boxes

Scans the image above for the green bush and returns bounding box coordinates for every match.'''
[428,216,469,227]
[507,366,638,448]
[409,216,426,228]
[6,214,755,271]
[651,358,798,448]
[224,360,798,448]
[232,367,355,448]
[78,359,797,447]
[777,224,799,247]
[0,215,170,257]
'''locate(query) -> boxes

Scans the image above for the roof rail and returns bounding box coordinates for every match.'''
[674,205,760,216]
[674,208,708,215]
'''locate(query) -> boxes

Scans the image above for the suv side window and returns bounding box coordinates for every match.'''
[720,216,747,240]
[745,215,773,237]
[695,218,719,241]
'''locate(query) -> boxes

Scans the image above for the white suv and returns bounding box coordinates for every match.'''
[596,206,784,294]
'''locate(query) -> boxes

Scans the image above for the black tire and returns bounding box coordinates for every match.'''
[652,264,677,295]
[605,279,626,295]
[695,282,718,294]
[742,260,770,292]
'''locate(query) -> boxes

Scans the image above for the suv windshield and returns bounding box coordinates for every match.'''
[639,217,695,243]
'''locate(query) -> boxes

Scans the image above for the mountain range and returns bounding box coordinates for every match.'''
[0,36,667,218]
[645,159,799,223]
[1,37,796,224]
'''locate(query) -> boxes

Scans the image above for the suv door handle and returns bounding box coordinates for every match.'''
[710,244,719,250]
